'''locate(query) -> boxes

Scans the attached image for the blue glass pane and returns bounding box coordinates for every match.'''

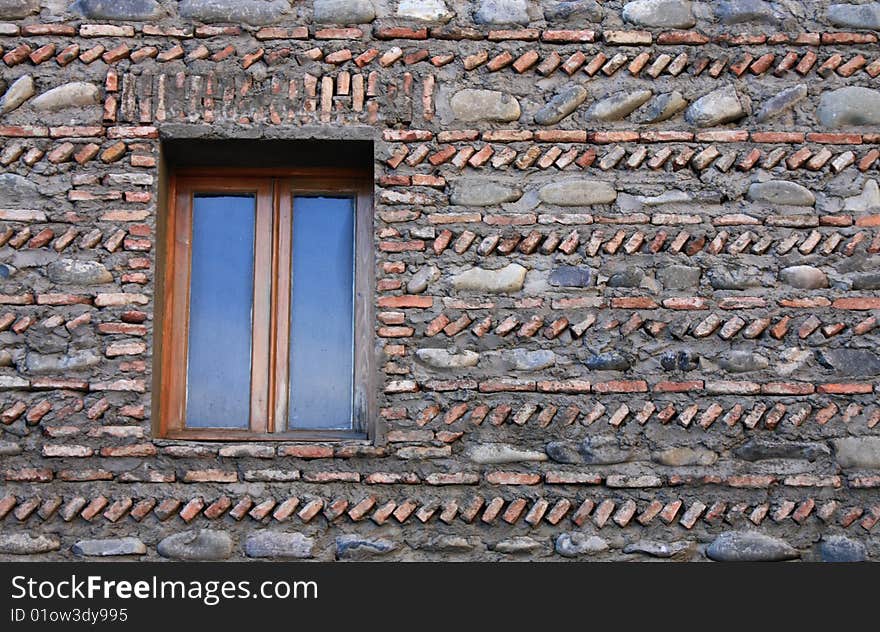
[185,194,255,428]
[289,196,355,430]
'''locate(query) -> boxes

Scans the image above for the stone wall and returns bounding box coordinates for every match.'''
[0,0,879,562]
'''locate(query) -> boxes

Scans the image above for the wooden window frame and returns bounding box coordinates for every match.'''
[157,167,375,442]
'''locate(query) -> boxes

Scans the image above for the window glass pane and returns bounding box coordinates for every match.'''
[289,196,355,430]
[185,194,255,428]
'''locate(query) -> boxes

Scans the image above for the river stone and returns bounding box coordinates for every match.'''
[606,267,644,288]
[580,435,633,465]
[818,536,868,563]
[72,0,164,20]
[450,179,522,206]
[718,351,769,373]
[31,82,101,112]
[494,537,544,554]
[706,532,799,562]
[734,438,828,462]
[415,348,480,369]
[244,531,314,559]
[48,259,113,285]
[817,87,880,128]
[747,180,815,206]
[587,89,653,121]
[0,75,34,115]
[73,537,146,557]
[397,0,452,21]
[843,180,880,212]
[658,265,701,289]
[543,0,604,22]
[545,441,580,464]
[624,540,692,558]
[756,84,807,123]
[538,179,617,206]
[450,89,521,122]
[0,440,21,455]
[707,266,761,290]
[652,447,718,466]
[180,0,289,25]
[468,443,547,464]
[452,264,527,293]
[419,535,477,552]
[534,84,588,125]
[505,349,556,371]
[831,437,880,469]
[0,533,61,554]
[406,265,439,294]
[336,535,397,559]
[548,266,592,288]
[714,0,779,24]
[584,352,631,371]
[26,350,101,374]
[157,529,233,560]
[779,265,828,290]
[0,376,29,390]
[660,350,699,372]
[555,533,609,557]
[637,91,687,124]
[473,0,529,24]
[852,272,880,290]
[685,85,747,127]
[0,173,40,205]
[622,0,695,28]
[0,0,38,19]
[828,3,880,31]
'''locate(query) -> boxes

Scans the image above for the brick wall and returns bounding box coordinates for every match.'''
[1,0,879,562]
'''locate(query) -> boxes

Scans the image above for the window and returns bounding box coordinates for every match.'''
[157,169,374,440]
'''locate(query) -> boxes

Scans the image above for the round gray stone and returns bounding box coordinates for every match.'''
[450,89,521,123]
[0,533,60,554]
[637,91,687,124]
[624,540,692,558]
[0,173,41,206]
[538,179,617,206]
[756,84,807,123]
[313,0,376,24]
[157,529,233,561]
[493,537,545,554]
[0,0,38,19]
[828,3,880,31]
[549,265,592,288]
[622,0,695,28]
[48,259,113,285]
[244,531,315,559]
[397,0,452,22]
[831,437,880,469]
[415,348,480,369]
[555,533,609,557]
[468,443,547,464]
[817,349,880,377]
[26,350,101,374]
[706,532,799,562]
[658,265,701,289]
[72,0,164,20]
[718,351,769,373]
[747,180,815,206]
[504,349,556,371]
[606,266,644,288]
[779,265,828,289]
[452,263,527,293]
[543,0,604,22]
[734,439,828,462]
[685,85,747,127]
[336,534,397,559]
[406,265,440,294]
[450,178,522,206]
[818,87,880,128]
[584,352,632,371]
[714,0,779,24]
[179,0,290,25]
[0,74,34,115]
[652,447,718,466]
[31,82,101,112]
[587,89,653,122]
[73,537,146,557]
[473,0,530,25]
[818,536,868,562]
[534,84,588,125]
[580,435,634,465]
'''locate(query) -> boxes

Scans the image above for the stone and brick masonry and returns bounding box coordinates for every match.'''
[0,0,879,562]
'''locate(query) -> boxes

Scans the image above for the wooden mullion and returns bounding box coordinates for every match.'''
[270,180,293,433]
[249,182,274,434]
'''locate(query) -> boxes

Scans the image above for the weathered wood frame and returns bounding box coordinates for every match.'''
[156,168,374,442]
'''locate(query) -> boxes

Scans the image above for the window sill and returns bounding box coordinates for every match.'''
[158,429,369,442]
